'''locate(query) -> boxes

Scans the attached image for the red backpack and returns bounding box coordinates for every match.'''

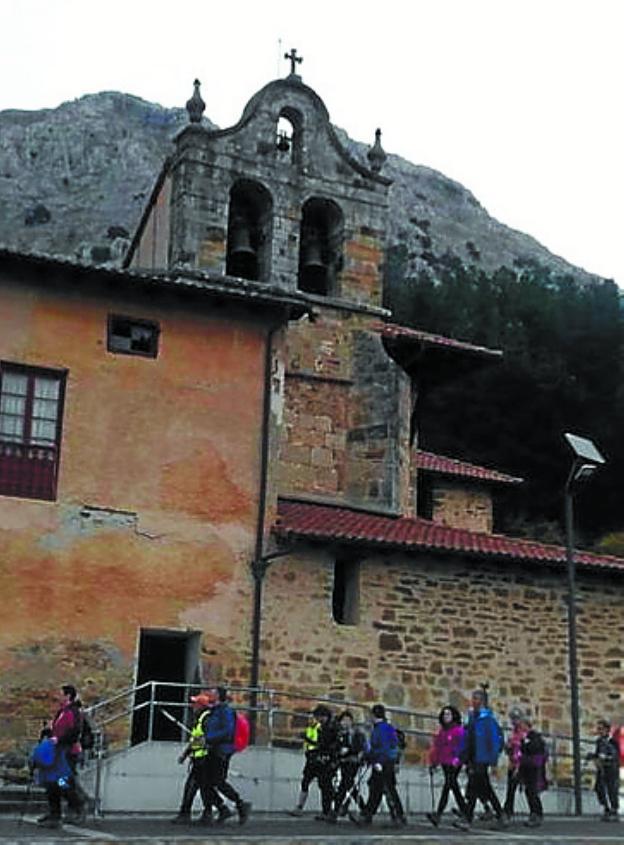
[233,712,250,753]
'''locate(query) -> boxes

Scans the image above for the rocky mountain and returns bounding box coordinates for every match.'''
[0,91,603,285]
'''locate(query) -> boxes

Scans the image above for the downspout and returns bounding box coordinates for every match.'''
[249,308,312,741]
[249,321,284,742]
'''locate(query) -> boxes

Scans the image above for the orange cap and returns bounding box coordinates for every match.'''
[190,692,216,708]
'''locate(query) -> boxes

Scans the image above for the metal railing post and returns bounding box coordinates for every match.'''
[267,689,274,749]
[147,681,155,741]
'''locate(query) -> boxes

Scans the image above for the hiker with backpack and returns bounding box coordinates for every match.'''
[517,715,548,828]
[454,687,506,832]
[35,684,87,828]
[202,686,252,825]
[289,703,338,820]
[171,691,229,826]
[426,705,469,827]
[329,710,368,821]
[350,703,407,828]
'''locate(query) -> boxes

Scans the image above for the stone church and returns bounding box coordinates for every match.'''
[1,61,623,754]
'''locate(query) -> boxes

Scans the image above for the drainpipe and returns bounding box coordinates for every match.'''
[249,309,313,741]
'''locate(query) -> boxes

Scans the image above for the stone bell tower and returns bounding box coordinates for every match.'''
[128,59,415,515]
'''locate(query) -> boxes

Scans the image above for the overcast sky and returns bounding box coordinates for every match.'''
[2,0,622,285]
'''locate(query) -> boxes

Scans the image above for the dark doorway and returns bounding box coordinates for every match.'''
[131,628,201,745]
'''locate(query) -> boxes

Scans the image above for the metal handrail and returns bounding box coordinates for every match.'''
[82,679,600,815]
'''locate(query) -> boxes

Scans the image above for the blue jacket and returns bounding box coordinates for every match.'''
[463,707,503,766]
[31,739,73,786]
[367,720,399,765]
[203,703,235,756]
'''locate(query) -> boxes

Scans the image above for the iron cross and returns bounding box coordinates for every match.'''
[284,48,303,75]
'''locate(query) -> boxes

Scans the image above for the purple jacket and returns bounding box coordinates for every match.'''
[429,724,465,767]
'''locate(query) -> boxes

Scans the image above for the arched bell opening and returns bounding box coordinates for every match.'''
[298,198,344,296]
[275,107,303,165]
[226,180,273,282]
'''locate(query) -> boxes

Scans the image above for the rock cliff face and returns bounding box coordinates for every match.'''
[0,91,601,283]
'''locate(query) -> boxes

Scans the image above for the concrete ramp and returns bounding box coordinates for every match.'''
[80,742,577,816]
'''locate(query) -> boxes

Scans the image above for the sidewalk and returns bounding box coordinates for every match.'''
[0,812,621,844]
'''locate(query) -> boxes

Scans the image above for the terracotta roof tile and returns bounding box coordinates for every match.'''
[416,450,523,485]
[374,322,502,358]
[275,499,624,573]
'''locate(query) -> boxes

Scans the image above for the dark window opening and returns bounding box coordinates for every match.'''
[226,179,273,282]
[417,474,434,520]
[332,558,360,626]
[108,315,159,357]
[0,362,66,501]
[131,628,201,744]
[275,107,303,165]
[298,198,344,296]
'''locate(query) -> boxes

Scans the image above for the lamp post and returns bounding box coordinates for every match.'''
[563,432,606,816]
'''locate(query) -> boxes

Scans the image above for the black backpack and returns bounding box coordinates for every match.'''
[395,728,407,750]
[80,715,96,751]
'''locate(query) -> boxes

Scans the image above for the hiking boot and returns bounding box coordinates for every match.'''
[349,811,372,826]
[215,806,233,824]
[64,808,87,824]
[426,811,440,827]
[37,817,61,829]
[452,816,471,831]
[193,814,213,826]
[237,800,252,825]
[170,813,191,825]
[524,814,542,828]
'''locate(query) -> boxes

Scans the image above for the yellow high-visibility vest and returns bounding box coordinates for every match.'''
[304,720,320,753]
[189,710,210,759]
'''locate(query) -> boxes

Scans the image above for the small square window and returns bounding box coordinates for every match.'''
[107,315,159,358]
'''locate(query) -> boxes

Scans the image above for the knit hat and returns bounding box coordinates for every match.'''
[371,704,386,719]
[508,705,524,722]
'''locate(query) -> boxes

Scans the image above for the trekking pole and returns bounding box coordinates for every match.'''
[429,767,436,814]
[159,707,191,735]
[18,772,34,826]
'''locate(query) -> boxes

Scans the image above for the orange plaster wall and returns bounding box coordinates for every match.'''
[0,274,267,704]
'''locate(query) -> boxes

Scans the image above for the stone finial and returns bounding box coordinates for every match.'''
[186,79,206,124]
[367,128,387,174]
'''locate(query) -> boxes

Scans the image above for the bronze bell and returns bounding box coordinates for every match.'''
[302,233,326,272]
[229,217,256,259]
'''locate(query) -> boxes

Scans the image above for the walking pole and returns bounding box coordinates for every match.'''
[429,767,436,814]
[18,772,34,826]
[159,707,191,735]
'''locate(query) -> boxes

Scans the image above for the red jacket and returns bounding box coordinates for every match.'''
[52,703,82,755]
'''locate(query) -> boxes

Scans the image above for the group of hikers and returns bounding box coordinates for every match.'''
[28,682,622,830]
[288,686,621,831]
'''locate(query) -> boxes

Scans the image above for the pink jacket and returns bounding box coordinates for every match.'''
[429,724,465,767]
[506,725,528,771]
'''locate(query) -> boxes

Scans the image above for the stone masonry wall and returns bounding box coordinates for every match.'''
[260,546,624,758]
[432,479,494,533]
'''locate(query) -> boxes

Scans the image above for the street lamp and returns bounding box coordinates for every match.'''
[563,432,606,816]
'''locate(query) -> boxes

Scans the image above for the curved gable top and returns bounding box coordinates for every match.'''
[205,76,392,186]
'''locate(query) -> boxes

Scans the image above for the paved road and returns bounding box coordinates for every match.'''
[0,813,622,844]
